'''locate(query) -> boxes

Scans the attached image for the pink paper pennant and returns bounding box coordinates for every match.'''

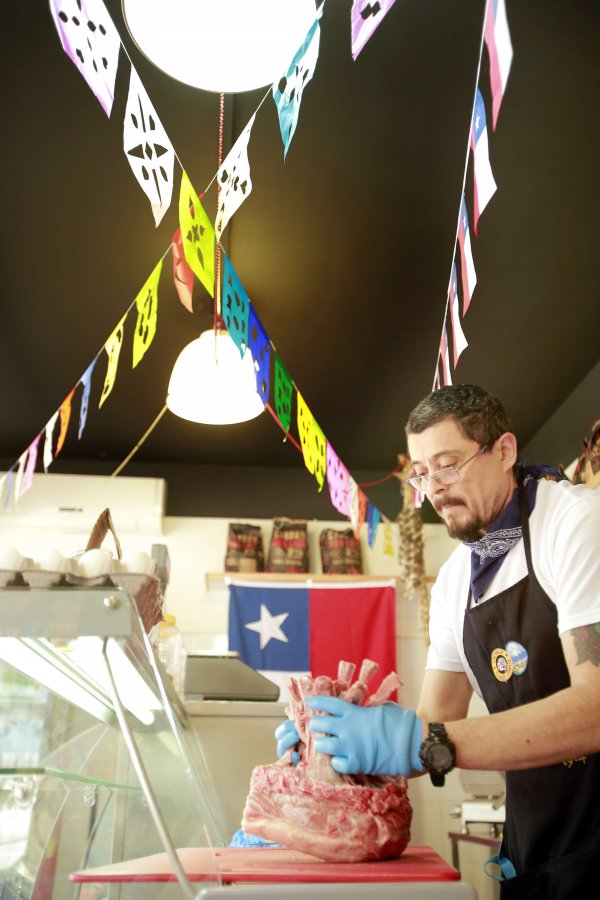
[326,442,351,516]
[49,0,121,117]
[171,227,194,313]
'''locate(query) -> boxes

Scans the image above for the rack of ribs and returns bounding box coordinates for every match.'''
[241,659,412,863]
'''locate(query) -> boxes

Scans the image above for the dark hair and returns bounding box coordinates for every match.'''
[405,384,514,446]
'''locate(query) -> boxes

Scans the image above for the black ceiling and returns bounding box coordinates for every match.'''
[1,1,599,519]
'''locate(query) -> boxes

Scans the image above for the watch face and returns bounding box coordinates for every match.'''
[427,742,453,770]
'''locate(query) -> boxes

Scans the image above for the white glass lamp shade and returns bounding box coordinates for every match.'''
[166,329,264,425]
[122,0,317,94]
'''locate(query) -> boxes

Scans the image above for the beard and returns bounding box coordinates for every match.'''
[434,499,487,543]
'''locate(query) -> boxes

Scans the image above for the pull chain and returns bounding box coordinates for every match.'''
[214,92,225,332]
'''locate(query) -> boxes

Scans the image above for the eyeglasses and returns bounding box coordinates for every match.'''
[406,442,492,493]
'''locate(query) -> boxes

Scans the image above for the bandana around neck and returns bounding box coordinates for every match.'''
[465,464,564,602]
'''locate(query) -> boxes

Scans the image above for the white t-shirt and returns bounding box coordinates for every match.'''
[426,479,600,697]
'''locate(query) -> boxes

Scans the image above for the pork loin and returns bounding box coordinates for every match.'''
[241,660,413,863]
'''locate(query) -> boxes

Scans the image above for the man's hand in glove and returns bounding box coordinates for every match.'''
[275,718,300,765]
[307,696,425,777]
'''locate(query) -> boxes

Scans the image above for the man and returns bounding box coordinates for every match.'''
[276,384,600,897]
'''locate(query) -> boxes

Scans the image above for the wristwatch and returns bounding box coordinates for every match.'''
[419,723,456,787]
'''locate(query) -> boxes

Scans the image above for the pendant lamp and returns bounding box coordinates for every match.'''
[166,328,264,425]
[122,0,317,94]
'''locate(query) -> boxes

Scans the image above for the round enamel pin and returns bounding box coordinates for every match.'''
[505,640,528,675]
[491,647,513,682]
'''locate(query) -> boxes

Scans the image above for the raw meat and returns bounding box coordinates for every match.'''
[241,660,413,863]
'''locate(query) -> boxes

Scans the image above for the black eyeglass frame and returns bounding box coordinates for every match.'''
[406,440,493,493]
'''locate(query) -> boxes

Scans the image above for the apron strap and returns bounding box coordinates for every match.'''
[485,851,517,882]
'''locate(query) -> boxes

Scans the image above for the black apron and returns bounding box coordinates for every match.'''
[462,485,600,899]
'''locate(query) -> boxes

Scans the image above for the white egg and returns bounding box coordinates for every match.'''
[122,551,155,575]
[37,550,67,572]
[78,549,113,579]
[0,547,24,571]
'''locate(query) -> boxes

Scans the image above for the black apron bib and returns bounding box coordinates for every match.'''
[462,485,600,899]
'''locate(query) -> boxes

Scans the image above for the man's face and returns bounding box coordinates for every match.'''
[407,418,516,542]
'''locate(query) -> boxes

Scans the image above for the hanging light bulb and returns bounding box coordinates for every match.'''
[122,0,317,94]
[166,329,264,425]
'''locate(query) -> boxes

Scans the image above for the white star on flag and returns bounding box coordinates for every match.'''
[245,603,289,650]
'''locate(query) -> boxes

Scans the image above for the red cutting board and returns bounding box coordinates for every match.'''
[70,846,459,884]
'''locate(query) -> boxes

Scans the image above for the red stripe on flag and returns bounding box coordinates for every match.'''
[309,585,397,699]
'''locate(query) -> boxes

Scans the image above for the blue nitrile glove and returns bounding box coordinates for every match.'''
[307,696,425,777]
[275,718,300,765]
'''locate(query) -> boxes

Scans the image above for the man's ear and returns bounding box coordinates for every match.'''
[497,432,518,471]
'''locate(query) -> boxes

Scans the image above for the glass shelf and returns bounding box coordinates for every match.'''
[0,585,228,899]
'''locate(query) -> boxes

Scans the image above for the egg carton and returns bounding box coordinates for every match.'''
[0,508,163,632]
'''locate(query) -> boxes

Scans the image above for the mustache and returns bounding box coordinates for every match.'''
[434,498,466,513]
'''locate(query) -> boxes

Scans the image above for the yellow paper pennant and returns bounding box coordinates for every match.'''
[297,392,326,491]
[383,522,395,556]
[178,172,215,299]
[55,388,76,457]
[99,315,126,408]
[133,260,162,368]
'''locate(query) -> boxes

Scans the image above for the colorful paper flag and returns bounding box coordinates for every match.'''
[222,256,250,357]
[215,114,256,239]
[132,260,162,368]
[349,477,368,538]
[43,412,59,471]
[274,354,293,434]
[366,502,381,548]
[99,316,126,408]
[350,0,397,61]
[326,442,351,517]
[470,90,497,234]
[14,451,28,502]
[457,194,477,315]
[248,307,270,405]
[297,392,327,491]
[228,581,397,702]
[449,263,468,368]
[21,434,41,497]
[78,357,97,440]
[178,172,215,299]
[171,227,194,313]
[49,0,120,117]
[124,68,175,226]
[382,522,395,556]
[55,388,76,456]
[484,0,513,130]
[2,468,15,511]
[272,6,323,159]
[439,322,452,386]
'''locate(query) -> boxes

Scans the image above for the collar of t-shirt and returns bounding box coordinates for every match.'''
[464,464,564,603]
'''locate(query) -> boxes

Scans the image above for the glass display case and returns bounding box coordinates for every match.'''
[0,586,228,899]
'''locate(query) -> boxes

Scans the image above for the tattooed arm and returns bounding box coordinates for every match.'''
[421,623,600,772]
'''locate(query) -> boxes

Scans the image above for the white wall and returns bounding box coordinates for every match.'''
[0,508,499,898]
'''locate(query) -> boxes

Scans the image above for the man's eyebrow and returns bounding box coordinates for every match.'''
[410,449,461,467]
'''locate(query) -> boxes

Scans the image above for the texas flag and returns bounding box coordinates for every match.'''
[457,194,477,315]
[228,580,397,702]
[484,0,513,130]
[470,90,497,234]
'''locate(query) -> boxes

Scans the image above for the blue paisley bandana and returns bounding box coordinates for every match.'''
[465,464,564,602]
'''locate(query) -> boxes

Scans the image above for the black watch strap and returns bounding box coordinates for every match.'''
[419,722,456,788]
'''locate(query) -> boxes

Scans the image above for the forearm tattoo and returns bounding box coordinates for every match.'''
[571,623,600,667]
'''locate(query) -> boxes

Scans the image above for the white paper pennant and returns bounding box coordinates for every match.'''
[124,68,175,226]
[215,113,256,240]
[43,411,60,472]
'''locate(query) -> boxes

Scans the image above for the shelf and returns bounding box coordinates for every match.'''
[205,572,435,590]
[0,767,141,792]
